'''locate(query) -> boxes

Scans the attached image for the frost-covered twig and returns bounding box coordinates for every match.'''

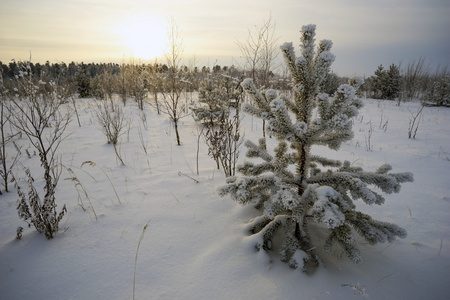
[133,219,152,300]
[81,161,121,204]
[341,283,369,299]
[178,171,199,183]
[365,121,373,151]
[408,105,424,139]
[63,165,98,221]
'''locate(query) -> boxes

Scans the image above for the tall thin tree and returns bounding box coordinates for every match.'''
[162,16,185,146]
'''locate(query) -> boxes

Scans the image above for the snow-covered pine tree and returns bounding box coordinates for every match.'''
[425,74,450,107]
[219,24,414,271]
[372,65,386,99]
[372,64,401,100]
[191,74,230,125]
[386,64,401,100]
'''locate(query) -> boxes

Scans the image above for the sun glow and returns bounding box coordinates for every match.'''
[116,15,167,60]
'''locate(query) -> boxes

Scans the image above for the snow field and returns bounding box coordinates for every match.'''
[0,97,449,299]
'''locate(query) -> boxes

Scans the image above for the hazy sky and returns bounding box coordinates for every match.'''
[1,0,449,76]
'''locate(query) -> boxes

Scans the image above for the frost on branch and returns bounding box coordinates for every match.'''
[219,24,413,272]
[310,186,346,229]
[15,168,67,239]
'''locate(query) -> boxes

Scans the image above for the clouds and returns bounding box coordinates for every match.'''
[0,0,448,75]
[275,0,450,75]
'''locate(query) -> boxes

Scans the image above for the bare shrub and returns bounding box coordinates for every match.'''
[204,109,243,177]
[401,57,429,101]
[94,99,128,165]
[119,59,147,109]
[8,62,71,238]
[91,70,116,101]
[94,100,127,145]
[146,61,164,115]
[0,76,21,193]
[408,105,424,139]
[192,73,244,176]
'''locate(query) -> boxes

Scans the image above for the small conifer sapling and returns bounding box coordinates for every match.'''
[219,24,414,271]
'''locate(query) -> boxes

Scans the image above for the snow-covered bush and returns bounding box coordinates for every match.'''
[191,73,244,176]
[15,168,67,239]
[424,74,450,107]
[219,25,414,271]
[203,110,243,177]
[191,75,231,125]
[8,62,71,238]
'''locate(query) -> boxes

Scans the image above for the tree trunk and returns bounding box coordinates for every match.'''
[262,119,266,149]
[154,92,160,114]
[295,143,308,241]
[174,119,181,146]
[296,143,308,195]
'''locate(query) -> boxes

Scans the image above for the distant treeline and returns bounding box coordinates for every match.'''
[1,59,448,106]
[0,60,248,81]
[0,60,292,100]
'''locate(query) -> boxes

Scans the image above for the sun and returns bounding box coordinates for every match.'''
[116,15,167,60]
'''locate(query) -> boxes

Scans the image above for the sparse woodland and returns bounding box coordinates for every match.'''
[0,23,446,245]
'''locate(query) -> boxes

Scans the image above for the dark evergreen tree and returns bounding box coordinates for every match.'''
[320,71,340,95]
[76,66,92,98]
[372,65,386,99]
[385,64,401,99]
[425,74,450,106]
[372,64,401,100]
[219,25,413,271]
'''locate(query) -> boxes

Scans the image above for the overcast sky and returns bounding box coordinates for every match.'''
[1,0,449,76]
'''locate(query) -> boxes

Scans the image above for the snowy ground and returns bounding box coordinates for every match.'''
[0,96,449,299]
